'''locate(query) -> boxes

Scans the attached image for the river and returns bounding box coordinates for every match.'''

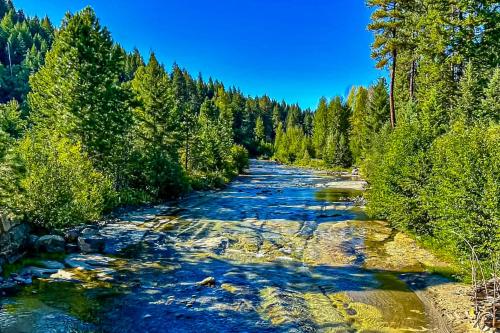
[0,160,456,332]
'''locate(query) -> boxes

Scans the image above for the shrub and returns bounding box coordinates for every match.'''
[364,116,433,234]
[228,144,249,174]
[425,123,500,258]
[16,129,113,229]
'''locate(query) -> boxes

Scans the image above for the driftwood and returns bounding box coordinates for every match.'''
[453,231,499,332]
[471,278,499,331]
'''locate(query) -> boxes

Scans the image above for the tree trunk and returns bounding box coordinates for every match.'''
[390,49,397,129]
[184,137,189,171]
[409,60,416,101]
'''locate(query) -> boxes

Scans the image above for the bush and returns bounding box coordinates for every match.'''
[256,141,273,159]
[16,129,113,229]
[228,144,249,174]
[364,116,433,234]
[190,172,228,191]
[425,123,499,258]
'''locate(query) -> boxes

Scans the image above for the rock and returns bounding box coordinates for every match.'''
[196,276,216,287]
[65,243,80,253]
[64,254,115,270]
[64,227,83,243]
[12,274,32,284]
[28,234,39,250]
[36,235,65,253]
[0,279,19,294]
[50,269,81,282]
[64,255,94,270]
[351,168,359,176]
[78,234,105,253]
[38,260,65,270]
[80,227,98,236]
[22,266,58,278]
[346,308,357,316]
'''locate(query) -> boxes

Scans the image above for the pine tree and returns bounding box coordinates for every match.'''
[122,47,144,82]
[367,78,390,133]
[171,63,196,171]
[368,0,411,128]
[130,53,185,198]
[272,105,281,137]
[480,67,500,124]
[349,86,369,163]
[28,7,132,177]
[312,97,328,158]
[254,116,265,144]
[455,62,482,124]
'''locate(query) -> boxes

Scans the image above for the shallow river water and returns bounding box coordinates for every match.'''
[0,160,452,332]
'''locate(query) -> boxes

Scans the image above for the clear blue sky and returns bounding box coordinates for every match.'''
[15,0,383,109]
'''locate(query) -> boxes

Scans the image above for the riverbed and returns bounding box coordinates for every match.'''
[0,160,473,332]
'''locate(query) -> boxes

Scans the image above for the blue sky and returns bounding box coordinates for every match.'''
[16,0,383,109]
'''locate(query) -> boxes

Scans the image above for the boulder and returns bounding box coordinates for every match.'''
[12,273,32,285]
[78,234,105,254]
[28,234,39,250]
[36,235,65,253]
[81,227,98,236]
[64,227,83,243]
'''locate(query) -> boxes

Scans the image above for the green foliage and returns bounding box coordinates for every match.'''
[191,98,233,173]
[130,53,187,199]
[0,99,25,138]
[0,4,54,105]
[425,123,499,258]
[365,106,433,234]
[480,67,500,124]
[228,144,249,174]
[28,7,133,176]
[16,129,113,229]
[312,97,329,158]
[274,123,307,164]
[455,63,483,124]
[0,99,24,210]
[364,0,500,269]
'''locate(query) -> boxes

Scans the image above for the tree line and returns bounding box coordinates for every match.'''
[0,2,308,229]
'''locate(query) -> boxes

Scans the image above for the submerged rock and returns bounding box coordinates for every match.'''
[38,260,65,270]
[197,276,216,287]
[21,266,58,278]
